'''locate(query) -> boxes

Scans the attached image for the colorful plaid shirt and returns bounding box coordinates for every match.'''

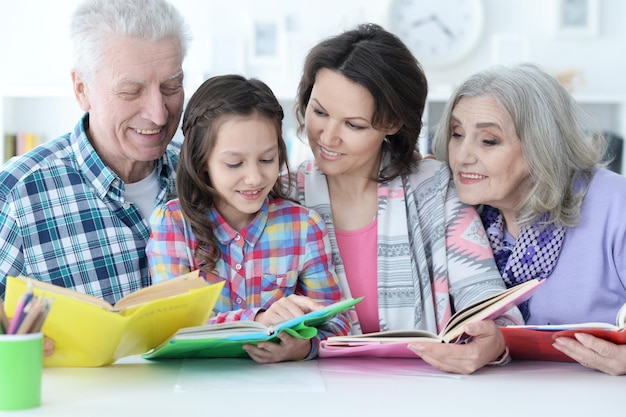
[0,114,179,303]
[146,197,350,356]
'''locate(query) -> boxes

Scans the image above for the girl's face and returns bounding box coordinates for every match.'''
[447,95,530,217]
[304,68,396,180]
[207,113,280,230]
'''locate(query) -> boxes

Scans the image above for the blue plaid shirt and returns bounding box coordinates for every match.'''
[0,114,179,304]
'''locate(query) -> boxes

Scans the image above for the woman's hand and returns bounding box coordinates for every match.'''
[553,333,626,376]
[242,333,311,363]
[407,320,506,375]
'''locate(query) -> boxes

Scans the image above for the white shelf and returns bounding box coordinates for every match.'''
[1,92,83,162]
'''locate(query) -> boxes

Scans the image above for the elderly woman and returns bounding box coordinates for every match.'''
[432,63,626,375]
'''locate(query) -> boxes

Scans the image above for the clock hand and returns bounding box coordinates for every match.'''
[432,15,455,40]
[411,14,436,28]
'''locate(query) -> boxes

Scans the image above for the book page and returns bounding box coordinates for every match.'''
[173,321,270,340]
[9,276,113,310]
[113,270,204,310]
[505,322,618,331]
[325,329,441,344]
[171,297,362,341]
[442,278,544,342]
[9,270,207,312]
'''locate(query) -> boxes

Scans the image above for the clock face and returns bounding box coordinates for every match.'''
[389,0,485,68]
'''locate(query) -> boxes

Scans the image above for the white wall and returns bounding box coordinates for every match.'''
[1,0,624,96]
[176,0,626,98]
[1,0,625,150]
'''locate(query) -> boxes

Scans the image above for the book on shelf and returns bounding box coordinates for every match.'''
[3,133,16,163]
[2,131,44,163]
[500,302,626,362]
[4,271,224,367]
[16,132,43,155]
[142,296,362,360]
[319,279,545,359]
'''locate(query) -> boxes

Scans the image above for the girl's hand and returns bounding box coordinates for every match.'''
[254,295,322,327]
[242,332,311,363]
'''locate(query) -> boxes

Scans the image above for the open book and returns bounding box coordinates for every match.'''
[319,279,544,358]
[4,272,224,367]
[500,302,626,362]
[142,297,362,360]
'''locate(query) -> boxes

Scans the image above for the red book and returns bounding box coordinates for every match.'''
[501,303,626,362]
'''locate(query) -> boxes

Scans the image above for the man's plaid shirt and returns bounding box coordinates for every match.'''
[0,114,180,304]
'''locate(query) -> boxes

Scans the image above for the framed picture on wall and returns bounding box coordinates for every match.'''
[554,0,599,38]
[247,17,287,67]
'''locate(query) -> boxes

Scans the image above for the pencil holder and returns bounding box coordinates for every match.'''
[0,332,43,410]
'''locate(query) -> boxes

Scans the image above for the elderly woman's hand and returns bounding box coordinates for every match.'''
[553,333,626,376]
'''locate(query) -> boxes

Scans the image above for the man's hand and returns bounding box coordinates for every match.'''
[43,336,54,357]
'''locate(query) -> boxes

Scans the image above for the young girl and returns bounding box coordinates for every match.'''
[146,74,349,363]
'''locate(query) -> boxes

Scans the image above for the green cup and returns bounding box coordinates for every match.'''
[0,332,43,410]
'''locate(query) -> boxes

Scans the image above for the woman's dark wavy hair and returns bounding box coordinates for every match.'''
[295,23,428,182]
[177,74,290,273]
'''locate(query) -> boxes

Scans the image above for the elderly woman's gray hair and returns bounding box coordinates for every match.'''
[432,63,605,228]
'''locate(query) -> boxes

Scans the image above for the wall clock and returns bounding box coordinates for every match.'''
[388,0,485,68]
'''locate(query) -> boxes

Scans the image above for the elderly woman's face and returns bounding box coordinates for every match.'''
[447,95,530,216]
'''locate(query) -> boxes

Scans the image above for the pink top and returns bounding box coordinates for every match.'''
[335,219,379,333]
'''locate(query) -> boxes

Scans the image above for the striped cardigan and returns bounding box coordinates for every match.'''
[290,153,521,334]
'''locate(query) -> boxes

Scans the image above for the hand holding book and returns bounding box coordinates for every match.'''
[501,302,626,362]
[319,279,544,358]
[4,271,224,367]
[143,297,362,360]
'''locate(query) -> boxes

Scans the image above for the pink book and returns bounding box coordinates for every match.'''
[319,279,545,358]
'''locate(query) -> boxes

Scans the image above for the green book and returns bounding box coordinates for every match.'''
[142,297,362,360]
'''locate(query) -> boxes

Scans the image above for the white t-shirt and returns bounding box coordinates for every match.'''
[124,168,160,221]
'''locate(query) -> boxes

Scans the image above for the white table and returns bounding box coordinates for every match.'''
[22,357,623,417]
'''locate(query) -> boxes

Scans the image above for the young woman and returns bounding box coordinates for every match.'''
[289,23,521,374]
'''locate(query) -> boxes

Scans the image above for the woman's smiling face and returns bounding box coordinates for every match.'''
[304,68,396,179]
[447,95,530,216]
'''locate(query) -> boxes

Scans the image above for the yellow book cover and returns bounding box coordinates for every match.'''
[4,271,224,367]
[24,132,37,152]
